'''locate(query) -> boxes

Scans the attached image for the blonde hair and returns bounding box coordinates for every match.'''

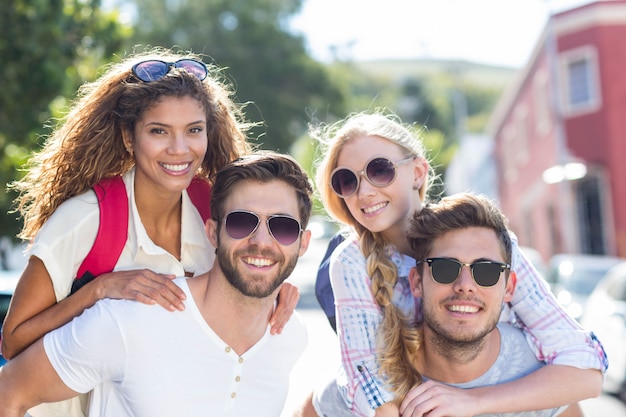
[312,110,432,403]
[12,48,254,240]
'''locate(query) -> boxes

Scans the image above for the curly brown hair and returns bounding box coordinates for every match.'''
[12,48,255,240]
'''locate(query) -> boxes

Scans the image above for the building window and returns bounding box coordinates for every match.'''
[559,46,601,116]
[569,59,591,105]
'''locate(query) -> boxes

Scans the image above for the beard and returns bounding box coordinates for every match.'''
[422,296,501,362]
[216,244,299,298]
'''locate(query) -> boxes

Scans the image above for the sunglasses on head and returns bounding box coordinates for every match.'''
[223,210,302,246]
[131,59,208,82]
[418,257,510,287]
[330,156,414,198]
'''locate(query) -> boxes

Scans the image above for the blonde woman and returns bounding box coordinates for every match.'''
[297,110,605,417]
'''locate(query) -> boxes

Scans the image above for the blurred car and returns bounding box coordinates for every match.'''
[582,262,626,400]
[0,269,19,366]
[547,254,624,321]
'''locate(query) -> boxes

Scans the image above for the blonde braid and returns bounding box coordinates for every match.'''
[361,230,422,403]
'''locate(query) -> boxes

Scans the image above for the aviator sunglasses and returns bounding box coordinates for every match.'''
[330,156,415,198]
[223,210,303,246]
[417,257,510,287]
[131,59,208,82]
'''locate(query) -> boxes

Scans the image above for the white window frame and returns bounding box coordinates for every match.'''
[559,45,602,116]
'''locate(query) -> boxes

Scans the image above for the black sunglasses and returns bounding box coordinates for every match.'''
[131,59,208,82]
[223,210,302,246]
[330,156,414,198]
[418,257,510,287]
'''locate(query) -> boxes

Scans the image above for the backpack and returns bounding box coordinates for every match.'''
[314,231,345,333]
[70,176,212,294]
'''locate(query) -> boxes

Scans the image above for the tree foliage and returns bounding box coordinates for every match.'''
[126,0,347,152]
[0,0,509,241]
[0,0,130,240]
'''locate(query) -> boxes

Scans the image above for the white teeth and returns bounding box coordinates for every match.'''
[363,202,387,214]
[161,163,190,172]
[243,257,274,267]
[448,305,479,313]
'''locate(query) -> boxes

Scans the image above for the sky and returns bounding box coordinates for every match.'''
[288,0,593,68]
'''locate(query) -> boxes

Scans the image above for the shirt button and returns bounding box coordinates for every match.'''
[235,376,241,382]
[238,357,244,363]
[225,347,231,353]
[231,392,237,398]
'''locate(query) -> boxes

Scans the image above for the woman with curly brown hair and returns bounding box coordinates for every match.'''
[3,49,298,417]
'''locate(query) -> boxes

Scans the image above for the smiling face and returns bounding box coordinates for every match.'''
[127,95,208,195]
[335,135,426,243]
[411,226,515,347]
[208,179,311,298]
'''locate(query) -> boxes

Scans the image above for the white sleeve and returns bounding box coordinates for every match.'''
[28,191,100,301]
[43,300,126,393]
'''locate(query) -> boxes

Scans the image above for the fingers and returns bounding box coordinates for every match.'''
[133,274,186,312]
[100,270,186,312]
[269,282,300,335]
[399,380,445,417]
[400,380,477,417]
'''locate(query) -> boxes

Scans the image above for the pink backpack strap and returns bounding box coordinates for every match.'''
[72,176,128,293]
[187,176,211,222]
[71,175,210,295]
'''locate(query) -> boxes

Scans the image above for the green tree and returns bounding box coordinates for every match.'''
[126,0,346,152]
[0,0,130,240]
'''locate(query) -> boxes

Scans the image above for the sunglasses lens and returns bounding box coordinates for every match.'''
[268,216,301,245]
[175,59,208,80]
[331,169,358,197]
[472,262,503,287]
[225,211,259,239]
[366,158,396,186]
[429,259,461,284]
[133,61,169,82]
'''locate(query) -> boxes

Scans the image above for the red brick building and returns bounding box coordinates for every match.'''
[488,0,626,260]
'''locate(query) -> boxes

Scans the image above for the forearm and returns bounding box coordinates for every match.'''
[2,281,100,359]
[470,365,602,414]
[0,339,79,413]
[374,402,399,417]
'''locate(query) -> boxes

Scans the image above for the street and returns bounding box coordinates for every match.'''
[282,237,626,417]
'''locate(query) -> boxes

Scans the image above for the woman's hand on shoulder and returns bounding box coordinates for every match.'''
[269,281,300,335]
[400,380,481,417]
[94,269,185,311]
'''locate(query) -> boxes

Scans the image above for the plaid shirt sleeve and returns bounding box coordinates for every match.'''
[506,234,609,372]
[330,238,396,415]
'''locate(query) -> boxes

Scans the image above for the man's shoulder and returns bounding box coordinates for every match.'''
[490,323,544,380]
[265,310,307,357]
[281,311,307,340]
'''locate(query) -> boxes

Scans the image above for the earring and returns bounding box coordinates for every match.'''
[412,185,419,190]
[126,147,133,156]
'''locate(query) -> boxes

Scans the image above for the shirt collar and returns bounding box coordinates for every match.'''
[125,168,207,256]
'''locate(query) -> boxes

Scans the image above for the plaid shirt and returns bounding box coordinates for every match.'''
[331,233,609,416]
